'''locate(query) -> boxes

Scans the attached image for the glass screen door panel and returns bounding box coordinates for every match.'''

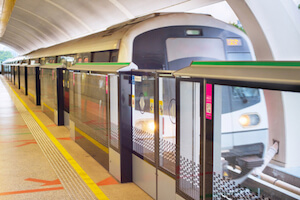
[178,81,201,200]
[132,75,155,162]
[159,77,176,174]
[213,85,300,199]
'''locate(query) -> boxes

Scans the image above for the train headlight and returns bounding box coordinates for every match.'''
[239,114,260,127]
[147,121,155,132]
[135,119,155,133]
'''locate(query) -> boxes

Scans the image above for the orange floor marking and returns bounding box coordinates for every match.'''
[46,124,56,127]
[0,187,64,196]
[57,136,84,141]
[15,141,37,147]
[97,177,119,186]
[25,178,61,186]
[0,139,37,147]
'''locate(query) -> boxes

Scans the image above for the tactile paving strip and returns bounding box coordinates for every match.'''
[2,79,98,200]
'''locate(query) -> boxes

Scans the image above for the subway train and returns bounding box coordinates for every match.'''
[2,12,274,199]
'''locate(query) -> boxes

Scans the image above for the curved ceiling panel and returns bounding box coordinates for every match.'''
[0,0,222,55]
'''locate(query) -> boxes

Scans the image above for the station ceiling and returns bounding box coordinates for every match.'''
[0,0,222,55]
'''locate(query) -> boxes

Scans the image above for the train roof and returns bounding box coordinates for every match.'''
[3,56,28,64]
[24,12,249,59]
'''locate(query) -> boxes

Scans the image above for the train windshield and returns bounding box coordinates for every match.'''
[166,38,226,70]
[232,87,260,101]
[222,86,261,114]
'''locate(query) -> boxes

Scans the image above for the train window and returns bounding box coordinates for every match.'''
[45,57,56,64]
[166,38,226,70]
[213,85,300,199]
[222,86,261,114]
[232,87,260,99]
[159,77,176,174]
[93,51,110,62]
[30,59,39,64]
[57,56,63,63]
[83,57,89,63]
[110,50,118,62]
[227,52,252,61]
[40,58,46,65]
[57,55,76,63]
[178,81,201,200]
[77,53,91,63]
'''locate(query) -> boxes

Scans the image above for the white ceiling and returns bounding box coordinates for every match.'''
[0,0,223,55]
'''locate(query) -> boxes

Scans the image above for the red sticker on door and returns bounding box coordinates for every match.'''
[206,84,212,120]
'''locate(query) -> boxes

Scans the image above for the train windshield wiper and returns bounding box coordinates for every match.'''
[236,89,248,104]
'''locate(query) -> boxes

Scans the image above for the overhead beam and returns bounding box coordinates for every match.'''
[0,0,16,37]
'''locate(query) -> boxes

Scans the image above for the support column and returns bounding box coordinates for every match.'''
[227,0,300,60]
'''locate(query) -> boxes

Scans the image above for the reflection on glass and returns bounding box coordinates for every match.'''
[11,66,14,83]
[20,67,25,93]
[110,75,119,150]
[166,38,225,70]
[41,69,57,121]
[132,75,155,162]
[69,72,108,147]
[27,67,36,104]
[213,85,300,199]
[159,77,176,174]
[45,57,56,64]
[15,67,19,87]
[179,81,201,200]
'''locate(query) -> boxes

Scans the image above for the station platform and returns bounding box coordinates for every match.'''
[0,75,152,200]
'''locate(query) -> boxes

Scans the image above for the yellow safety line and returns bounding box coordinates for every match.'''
[9,85,109,200]
[43,102,54,112]
[75,127,109,154]
[28,92,36,100]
